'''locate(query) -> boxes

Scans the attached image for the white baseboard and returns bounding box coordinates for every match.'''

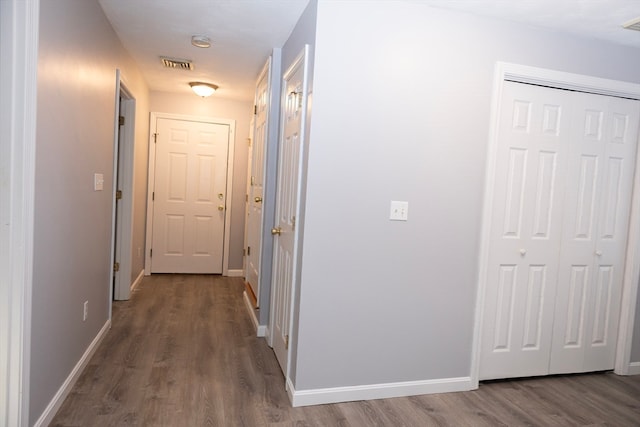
[628,362,640,375]
[288,376,474,407]
[33,319,111,427]
[227,269,244,277]
[242,291,267,337]
[265,326,273,347]
[130,269,144,292]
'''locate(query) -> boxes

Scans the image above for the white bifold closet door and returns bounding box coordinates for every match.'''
[480,81,640,380]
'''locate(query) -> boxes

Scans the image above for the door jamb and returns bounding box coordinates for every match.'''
[144,112,236,276]
[110,70,136,301]
[471,62,640,387]
[0,0,39,424]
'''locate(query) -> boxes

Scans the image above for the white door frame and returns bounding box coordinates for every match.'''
[144,112,236,276]
[0,0,39,425]
[471,62,640,387]
[110,70,136,300]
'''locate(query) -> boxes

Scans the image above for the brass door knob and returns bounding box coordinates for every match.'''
[218,205,225,211]
[271,227,282,236]
[254,197,263,203]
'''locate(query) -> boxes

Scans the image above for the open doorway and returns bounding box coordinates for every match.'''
[111,70,137,301]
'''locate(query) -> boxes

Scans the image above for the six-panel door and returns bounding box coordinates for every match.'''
[151,117,230,274]
[480,81,640,380]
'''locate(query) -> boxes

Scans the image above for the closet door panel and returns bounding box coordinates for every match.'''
[480,82,570,380]
[550,94,640,373]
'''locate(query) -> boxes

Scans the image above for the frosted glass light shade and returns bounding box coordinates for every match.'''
[189,82,218,97]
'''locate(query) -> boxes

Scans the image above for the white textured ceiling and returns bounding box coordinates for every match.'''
[422,0,640,48]
[98,0,311,101]
[99,0,640,101]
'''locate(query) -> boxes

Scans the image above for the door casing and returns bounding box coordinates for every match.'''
[0,0,39,424]
[472,62,640,387]
[144,112,236,276]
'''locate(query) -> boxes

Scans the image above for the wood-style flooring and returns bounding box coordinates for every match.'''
[51,274,640,426]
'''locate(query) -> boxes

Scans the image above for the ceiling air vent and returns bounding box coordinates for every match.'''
[160,56,194,70]
[622,17,640,32]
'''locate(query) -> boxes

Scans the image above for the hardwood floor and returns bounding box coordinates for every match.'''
[51,274,640,426]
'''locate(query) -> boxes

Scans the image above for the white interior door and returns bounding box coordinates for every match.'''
[150,117,230,274]
[480,81,640,380]
[271,47,308,375]
[246,59,271,305]
[480,82,571,379]
[550,93,640,374]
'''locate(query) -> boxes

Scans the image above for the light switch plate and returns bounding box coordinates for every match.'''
[390,201,408,221]
[94,173,104,191]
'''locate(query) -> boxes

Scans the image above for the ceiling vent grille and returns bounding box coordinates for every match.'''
[160,57,194,70]
[622,17,640,31]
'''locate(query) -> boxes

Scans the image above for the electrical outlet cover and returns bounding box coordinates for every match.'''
[390,201,408,221]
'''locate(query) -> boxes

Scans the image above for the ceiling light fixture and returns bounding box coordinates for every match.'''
[191,35,212,48]
[189,82,218,97]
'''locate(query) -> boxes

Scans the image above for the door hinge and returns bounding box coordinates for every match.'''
[247,246,251,256]
[115,190,122,200]
[291,216,296,230]
[113,262,120,272]
[254,105,257,115]
[153,133,158,143]
[243,248,246,257]
[152,192,155,201]
[150,249,153,257]
[285,335,289,350]
[119,115,125,126]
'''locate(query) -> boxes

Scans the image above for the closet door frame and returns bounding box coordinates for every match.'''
[471,62,640,387]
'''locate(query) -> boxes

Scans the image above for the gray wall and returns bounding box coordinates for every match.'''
[148,91,254,271]
[31,0,148,422]
[291,1,640,391]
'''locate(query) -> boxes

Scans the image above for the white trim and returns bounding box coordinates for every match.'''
[257,325,267,338]
[501,63,640,100]
[130,269,145,292]
[144,112,236,276]
[0,0,39,425]
[472,61,640,385]
[242,291,267,337]
[286,377,295,403]
[615,128,640,375]
[627,362,640,376]
[226,269,244,277]
[32,320,111,427]
[265,326,273,347]
[288,376,473,407]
